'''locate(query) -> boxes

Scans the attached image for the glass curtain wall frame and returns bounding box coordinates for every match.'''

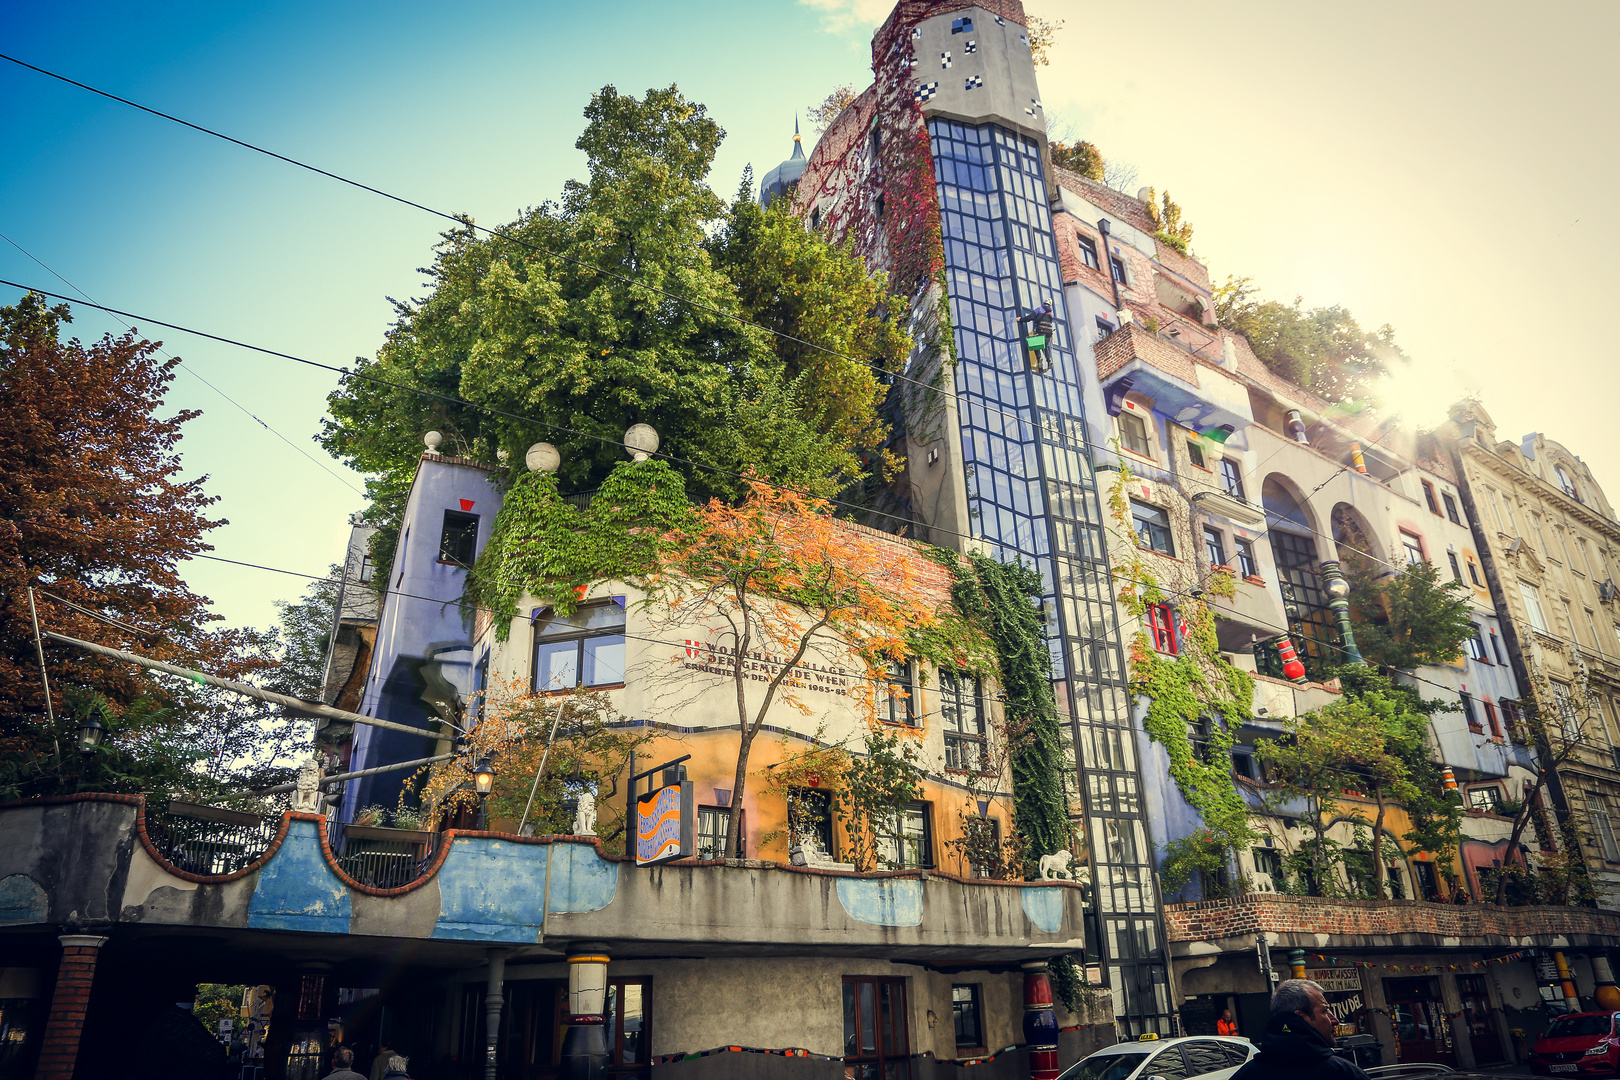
[928,118,1171,1034]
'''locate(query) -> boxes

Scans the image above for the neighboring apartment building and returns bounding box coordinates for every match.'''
[315,517,379,775]
[1441,400,1620,907]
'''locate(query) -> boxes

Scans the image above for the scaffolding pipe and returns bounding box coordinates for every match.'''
[256,753,457,795]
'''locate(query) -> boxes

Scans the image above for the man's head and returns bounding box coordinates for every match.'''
[1271,978,1333,1041]
[1220,1008,1233,1020]
[333,1049,354,1068]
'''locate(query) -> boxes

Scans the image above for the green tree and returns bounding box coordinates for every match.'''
[1346,558,1475,670]
[808,84,858,137]
[1215,276,1406,401]
[321,85,909,586]
[1050,140,1104,181]
[1140,187,1195,255]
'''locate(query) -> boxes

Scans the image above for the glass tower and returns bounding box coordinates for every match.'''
[929,119,1172,1033]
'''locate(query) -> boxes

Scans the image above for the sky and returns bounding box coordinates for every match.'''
[3,0,1616,635]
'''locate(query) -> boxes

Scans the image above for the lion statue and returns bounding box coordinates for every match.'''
[1038,850,1075,881]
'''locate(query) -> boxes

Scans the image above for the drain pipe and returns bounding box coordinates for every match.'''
[1097,219,1124,313]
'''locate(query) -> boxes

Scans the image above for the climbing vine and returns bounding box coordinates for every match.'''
[1105,460,1257,885]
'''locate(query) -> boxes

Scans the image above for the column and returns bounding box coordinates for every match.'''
[484,949,507,1080]
[37,934,108,1080]
[1320,560,1365,665]
[1022,960,1060,1080]
[1288,950,1306,980]
[1554,951,1581,1011]
[561,946,609,1080]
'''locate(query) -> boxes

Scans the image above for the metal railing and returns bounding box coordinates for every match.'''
[327,818,438,889]
[146,801,281,877]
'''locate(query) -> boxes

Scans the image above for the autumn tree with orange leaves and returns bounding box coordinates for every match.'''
[646,478,963,860]
[0,294,277,801]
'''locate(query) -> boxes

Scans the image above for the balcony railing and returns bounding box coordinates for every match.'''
[146,800,281,876]
[328,818,438,889]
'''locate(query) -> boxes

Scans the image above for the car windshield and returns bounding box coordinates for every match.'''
[1061,1051,1151,1080]
[1547,1016,1614,1039]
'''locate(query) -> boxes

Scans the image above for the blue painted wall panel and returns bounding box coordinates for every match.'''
[835,878,923,926]
[247,820,352,933]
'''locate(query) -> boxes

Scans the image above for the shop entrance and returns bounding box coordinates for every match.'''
[1383,977,1455,1065]
[1456,975,1505,1065]
[458,979,568,1080]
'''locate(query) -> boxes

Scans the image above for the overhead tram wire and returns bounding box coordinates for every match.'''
[0,279,1423,588]
[1,47,1418,554]
[0,232,367,499]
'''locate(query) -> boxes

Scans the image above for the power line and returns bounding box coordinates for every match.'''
[0,232,367,498]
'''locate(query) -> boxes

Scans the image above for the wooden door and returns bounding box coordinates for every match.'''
[1456,975,1505,1065]
[1382,978,1455,1065]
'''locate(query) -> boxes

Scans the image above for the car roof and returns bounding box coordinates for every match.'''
[1087,1037,1252,1056]
[1548,1012,1619,1020]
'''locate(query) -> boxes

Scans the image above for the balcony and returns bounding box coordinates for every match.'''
[1165,893,1620,955]
[1096,322,1253,434]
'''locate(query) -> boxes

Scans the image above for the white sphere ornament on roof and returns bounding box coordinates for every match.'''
[624,424,660,462]
[525,442,560,473]
[424,430,444,455]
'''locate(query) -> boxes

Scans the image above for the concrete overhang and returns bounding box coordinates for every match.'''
[1096,324,1252,434]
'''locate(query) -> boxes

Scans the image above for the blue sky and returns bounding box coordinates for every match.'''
[4,1,1617,633]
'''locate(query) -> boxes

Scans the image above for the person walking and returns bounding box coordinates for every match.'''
[369,1041,396,1080]
[321,1047,367,1080]
[380,1054,412,1079]
[1231,979,1369,1080]
[1217,1007,1240,1037]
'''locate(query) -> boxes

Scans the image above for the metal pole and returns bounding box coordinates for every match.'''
[44,630,458,739]
[517,696,569,836]
[484,949,507,1080]
[255,753,456,794]
[26,588,58,761]
[625,751,636,858]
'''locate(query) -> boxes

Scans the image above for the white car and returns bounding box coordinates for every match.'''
[1059,1036,1258,1080]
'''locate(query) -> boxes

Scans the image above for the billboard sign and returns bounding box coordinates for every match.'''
[635,779,693,866]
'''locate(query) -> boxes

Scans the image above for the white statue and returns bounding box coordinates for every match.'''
[1251,871,1277,893]
[291,758,323,813]
[573,790,597,837]
[1039,850,1075,881]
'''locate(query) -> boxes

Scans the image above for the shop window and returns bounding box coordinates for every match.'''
[843,977,911,1075]
[1203,527,1227,569]
[877,802,933,869]
[695,806,744,860]
[1077,235,1100,270]
[605,978,650,1076]
[1220,458,1247,501]
[952,984,984,1049]
[1235,538,1259,578]
[880,660,917,726]
[1447,552,1463,582]
[941,671,988,772]
[1120,411,1153,458]
[439,509,479,565]
[1187,440,1206,469]
[1422,481,1440,516]
[1400,531,1425,566]
[1443,492,1463,525]
[790,788,835,861]
[533,602,626,691]
[1147,603,1178,655]
[1483,701,1503,739]
[1132,501,1174,555]
[1460,691,1482,733]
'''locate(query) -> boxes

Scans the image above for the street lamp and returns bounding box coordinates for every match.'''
[474,757,495,829]
[77,715,106,755]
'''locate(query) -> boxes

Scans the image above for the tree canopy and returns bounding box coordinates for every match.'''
[1215,276,1407,401]
[321,85,911,587]
[1346,557,1476,670]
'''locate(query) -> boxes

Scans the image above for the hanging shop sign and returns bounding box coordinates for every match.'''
[635,774,694,867]
[1309,968,1363,993]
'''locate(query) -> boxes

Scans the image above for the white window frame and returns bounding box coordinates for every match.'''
[1591,798,1620,863]
[1521,584,1549,634]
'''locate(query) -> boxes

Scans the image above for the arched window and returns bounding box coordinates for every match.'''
[1556,465,1580,501]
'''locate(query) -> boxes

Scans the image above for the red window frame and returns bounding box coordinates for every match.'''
[1483,701,1503,739]
[1147,603,1178,655]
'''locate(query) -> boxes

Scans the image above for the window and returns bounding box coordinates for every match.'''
[472,656,489,722]
[1132,500,1174,555]
[1232,750,1260,781]
[1253,846,1283,882]
[941,671,988,772]
[1187,440,1206,469]
[1557,466,1581,501]
[1501,699,1527,743]
[1467,558,1483,587]
[880,660,916,726]
[1235,538,1259,578]
[1483,700,1503,739]
[439,509,479,565]
[1145,1045,1190,1080]
[1591,610,1606,655]
[1489,630,1506,665]
[1519,584,1548,633]
[1447,552,1463,582]
[1422,481,1440,515]
[695,806,744,860]
[1219,458,1247,501]
[357,553,375,585]
[790,788,834,860]
[1120,411,1152,458]
[1553,682,1581,740]
[533,602,627,691]
[876,802,932,869]
[1465,625,1488,662]
[1460,691,1482,733]
[1591,799,1620,863]
[1203,527,1227,569]
[1443,492,1462,525]
[1095,316,1114,341]
[1577,537,1597,578]
[1110,255,1127,284]
[1563,600,1582,645]
[1183,1041,1234,1077]
[1468,786,1500,812]
[1400,531,1425,566]
[952,985,984,1049]
[1147,603,1178,655]
[1077,234,1100,270]
[963,815,1002,878]
[843,977,911,1078]
[604,977,650,1076]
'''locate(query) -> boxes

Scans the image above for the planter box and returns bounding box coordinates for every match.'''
[166,800,265,828]
[343,824,434,850]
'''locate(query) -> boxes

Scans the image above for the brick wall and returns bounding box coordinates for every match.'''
[1165,894,1620,944]
[1093,322,1199,387]
[36,935,106,1080]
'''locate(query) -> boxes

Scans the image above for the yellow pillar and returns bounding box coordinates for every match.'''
[1290,949,1307,980]
[1554,951,1581,1010]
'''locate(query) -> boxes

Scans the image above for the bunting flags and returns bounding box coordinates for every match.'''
[1304,950,1528,973]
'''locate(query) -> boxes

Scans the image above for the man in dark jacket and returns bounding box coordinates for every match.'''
[322,1047,368,1080]
[1231,979,1371,1080]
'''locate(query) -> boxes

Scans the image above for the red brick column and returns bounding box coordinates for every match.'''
[36,934,108,1080]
